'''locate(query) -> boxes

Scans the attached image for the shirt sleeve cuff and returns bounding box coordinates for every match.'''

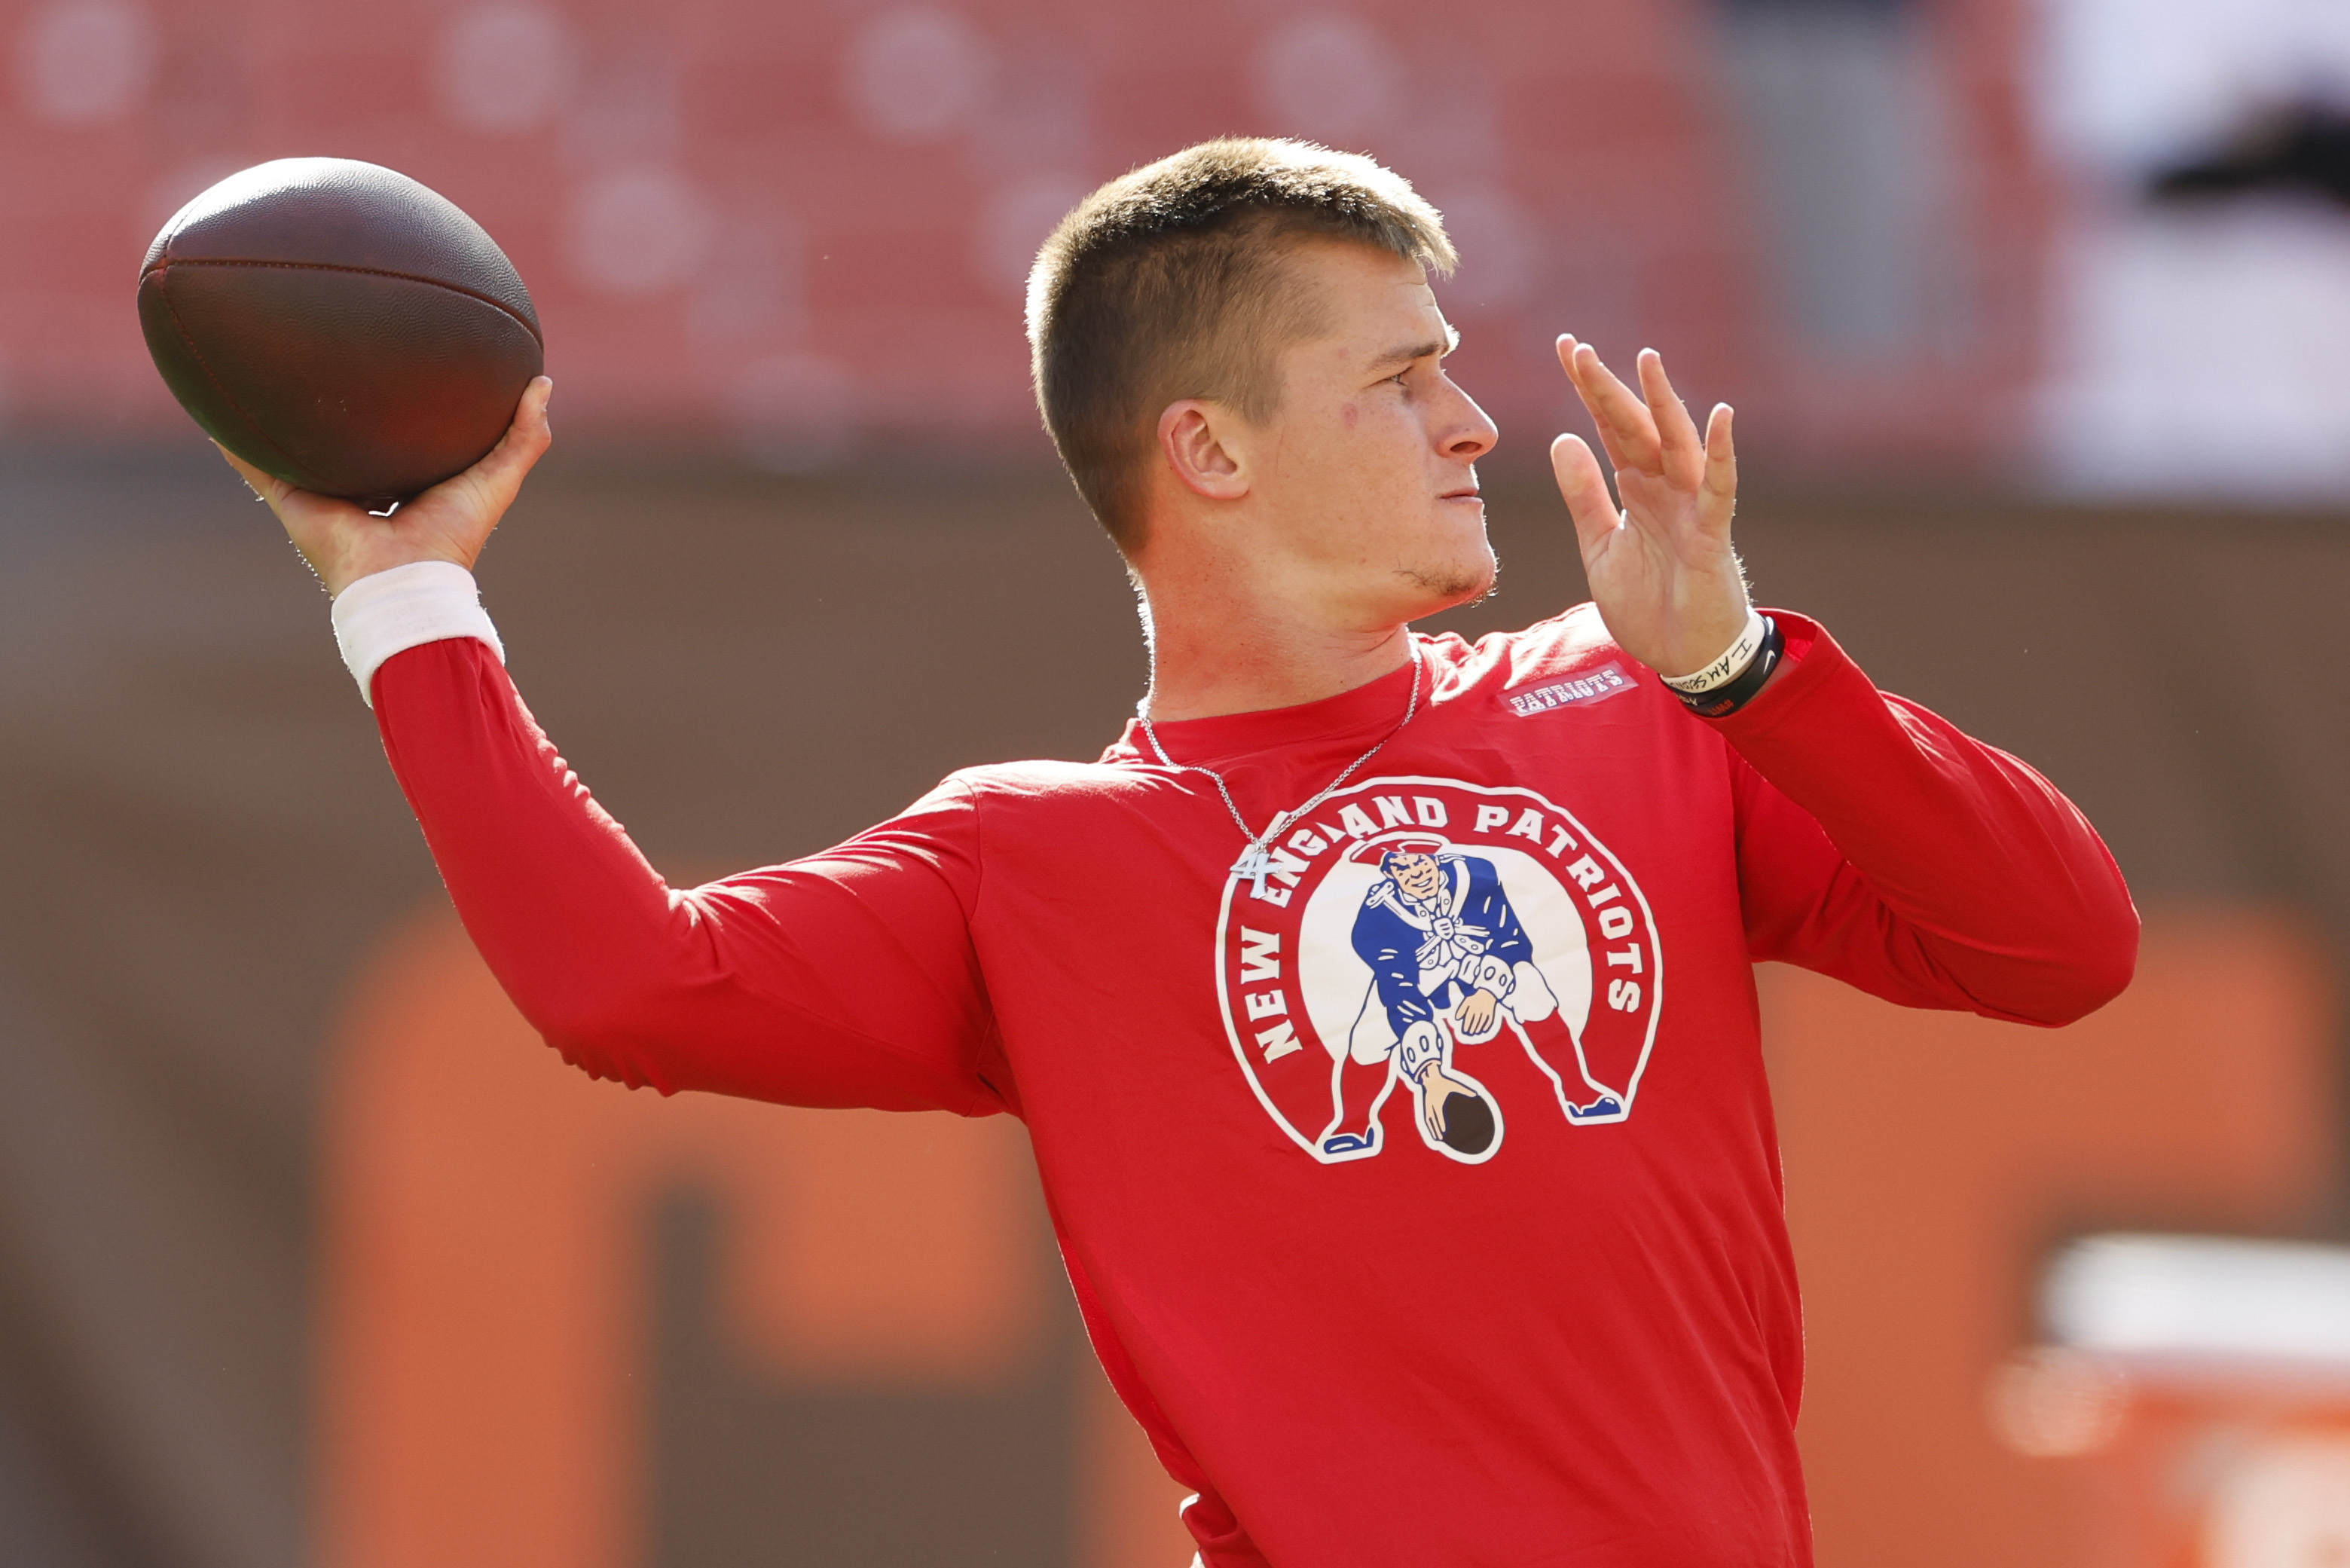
[1695,610,1844,738]
[329,561,505,708]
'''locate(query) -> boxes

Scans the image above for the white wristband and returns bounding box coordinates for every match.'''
[1659,609,1766,695]
[329,561,505,707]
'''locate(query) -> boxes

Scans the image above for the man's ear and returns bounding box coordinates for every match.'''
[1157,400,1251,502]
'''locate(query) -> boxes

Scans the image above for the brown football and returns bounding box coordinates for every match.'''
[138,158,544,508]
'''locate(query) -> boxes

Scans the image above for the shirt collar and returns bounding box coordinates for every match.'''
[1100,642,1427,768]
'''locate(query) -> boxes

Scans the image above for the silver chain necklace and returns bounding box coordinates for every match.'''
[1137,640,1426,897]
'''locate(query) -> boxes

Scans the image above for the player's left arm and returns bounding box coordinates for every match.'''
[1551,342,2138,1025]
[1718,624,2138,1025]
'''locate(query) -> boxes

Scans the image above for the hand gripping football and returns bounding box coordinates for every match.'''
[137,157,545,508]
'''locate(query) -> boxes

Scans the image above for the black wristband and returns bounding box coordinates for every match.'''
[1674,615,1781,719]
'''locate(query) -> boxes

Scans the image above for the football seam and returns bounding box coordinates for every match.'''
[147,256,544,346]
[151,268,333,494]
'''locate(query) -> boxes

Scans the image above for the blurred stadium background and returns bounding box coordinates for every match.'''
[2,0,2349,1563]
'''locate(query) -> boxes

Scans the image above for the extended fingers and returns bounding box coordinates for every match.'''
[1638,350,1705,490]
[1549,432,1622,558]
[1557,336,1660,474]
[1703,402,1736,506]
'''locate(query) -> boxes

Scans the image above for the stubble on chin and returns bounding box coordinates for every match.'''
[1401,552,1499,608]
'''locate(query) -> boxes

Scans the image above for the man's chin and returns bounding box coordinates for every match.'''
[1401,553,1499,613]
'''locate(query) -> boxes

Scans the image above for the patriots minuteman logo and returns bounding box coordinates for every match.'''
[1215,777,1664,1165]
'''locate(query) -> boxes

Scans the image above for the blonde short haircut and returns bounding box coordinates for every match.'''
[1026,139,1456,552]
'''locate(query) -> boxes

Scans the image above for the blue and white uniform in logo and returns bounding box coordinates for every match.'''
[1346,850,1564,1083]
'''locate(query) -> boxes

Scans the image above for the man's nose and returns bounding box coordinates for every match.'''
[1438,381,1500,460]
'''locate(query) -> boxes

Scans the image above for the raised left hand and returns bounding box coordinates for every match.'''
[1549,339,1748,680]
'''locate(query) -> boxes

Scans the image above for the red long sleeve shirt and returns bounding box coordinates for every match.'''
[372,605,2136,1566]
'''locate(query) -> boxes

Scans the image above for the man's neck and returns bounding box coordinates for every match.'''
[1138,591,1415,723]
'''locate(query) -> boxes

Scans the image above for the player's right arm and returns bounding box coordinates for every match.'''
[228,381,1006,1117]
[371,637,1003,1113]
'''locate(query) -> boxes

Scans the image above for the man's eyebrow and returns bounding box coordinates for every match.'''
[1368,326,1459,372]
